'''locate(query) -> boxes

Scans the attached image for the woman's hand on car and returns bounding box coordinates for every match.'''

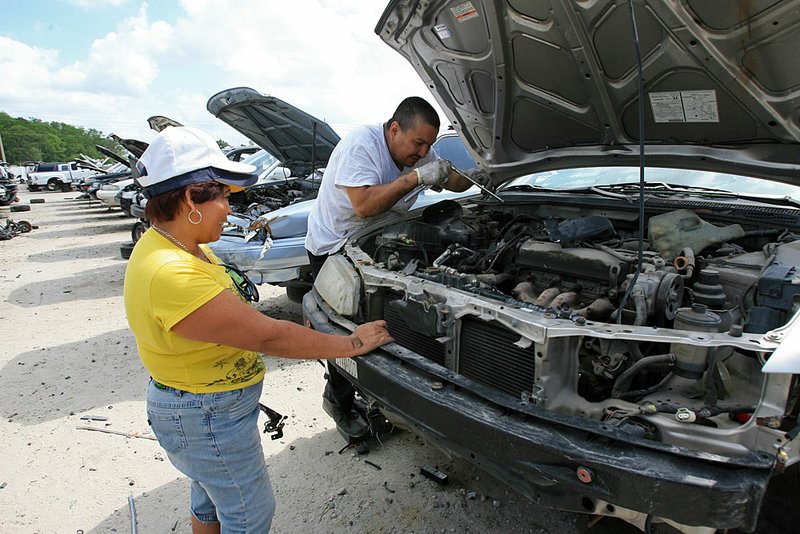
[350,321,393,355]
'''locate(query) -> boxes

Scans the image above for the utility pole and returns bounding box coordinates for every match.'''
[0,130,6,162]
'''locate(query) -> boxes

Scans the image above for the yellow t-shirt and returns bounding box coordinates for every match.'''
[123,229,265,393]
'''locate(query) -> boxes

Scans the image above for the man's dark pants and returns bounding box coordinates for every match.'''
[307,250,356,413]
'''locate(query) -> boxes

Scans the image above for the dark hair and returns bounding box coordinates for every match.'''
[145,181,227,222]
[388,97,440,132]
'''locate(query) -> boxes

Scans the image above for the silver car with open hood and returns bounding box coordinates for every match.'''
[303,1,800,532]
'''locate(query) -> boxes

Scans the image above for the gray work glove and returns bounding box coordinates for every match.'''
[465,169,491,187]
[414,160,452,186]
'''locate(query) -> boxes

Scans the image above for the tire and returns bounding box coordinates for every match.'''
[286,280,313,303]
[30,198,45,204]
[46,179,61,191]
[16,220,33,233]
[131,221,148,244]
[11,205,31,212]
[120,241,135,260]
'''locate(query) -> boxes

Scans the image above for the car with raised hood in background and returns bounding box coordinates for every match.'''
[301,1,800,533]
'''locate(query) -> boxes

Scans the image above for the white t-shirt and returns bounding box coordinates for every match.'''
[305,124,438,256]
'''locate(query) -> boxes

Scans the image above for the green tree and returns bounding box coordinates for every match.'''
[0,112,126,164]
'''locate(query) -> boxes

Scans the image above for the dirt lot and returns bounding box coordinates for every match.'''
[0,188,648,533]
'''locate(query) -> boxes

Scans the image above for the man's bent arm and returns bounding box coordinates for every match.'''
[346,170,472,219]
[345,172,420,218]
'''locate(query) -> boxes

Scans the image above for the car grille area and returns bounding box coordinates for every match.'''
[380,294,535,398]
[383,298,446,366]
[459,317,536,398]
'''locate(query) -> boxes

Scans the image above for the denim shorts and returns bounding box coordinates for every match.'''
[146,380,275,532]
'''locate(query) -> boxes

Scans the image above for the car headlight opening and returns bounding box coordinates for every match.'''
[314,255,361,316]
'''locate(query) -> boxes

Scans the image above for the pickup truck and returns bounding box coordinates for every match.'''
[26,162,98,191]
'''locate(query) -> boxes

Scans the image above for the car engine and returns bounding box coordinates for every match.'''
[355,198,800,452]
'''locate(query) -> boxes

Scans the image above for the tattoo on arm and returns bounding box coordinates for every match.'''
[351,336,364,349]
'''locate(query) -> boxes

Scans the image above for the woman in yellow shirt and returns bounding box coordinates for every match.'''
[123,126,391,534]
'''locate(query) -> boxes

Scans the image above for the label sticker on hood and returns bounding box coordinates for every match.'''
[434,24,453,39]
[649,90,719,123]
[451,1,479,23]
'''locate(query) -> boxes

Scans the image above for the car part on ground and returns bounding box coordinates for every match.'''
[0,218,34,240]
[303,1,800,532]
[120,241,135,260]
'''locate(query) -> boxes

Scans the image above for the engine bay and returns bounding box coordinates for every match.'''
[355,197,800,454]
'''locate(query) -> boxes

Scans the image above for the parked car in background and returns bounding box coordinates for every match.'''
[96,177,134,207]
[301,1,800,533]
[0,163,19,206]
[26,161,99,191]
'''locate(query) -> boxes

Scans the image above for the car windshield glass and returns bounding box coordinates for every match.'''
[500,166,800,201]
[434,135,477,170]
[240,150,279,174]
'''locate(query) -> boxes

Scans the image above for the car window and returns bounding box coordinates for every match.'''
[502,166,800,201]
[433,135,476,170]
[241,150,280,174]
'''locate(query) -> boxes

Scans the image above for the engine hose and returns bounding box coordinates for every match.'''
[673,247,695,279]
[618,372,674,401]
[611,353,676,398]
[632,290,647,326]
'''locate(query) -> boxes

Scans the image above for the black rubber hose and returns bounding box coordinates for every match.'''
[612,354,676,398]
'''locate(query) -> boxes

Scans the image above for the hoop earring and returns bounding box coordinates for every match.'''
[188,209,203,225]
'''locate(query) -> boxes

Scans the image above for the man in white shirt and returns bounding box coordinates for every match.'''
[305,97,475,440]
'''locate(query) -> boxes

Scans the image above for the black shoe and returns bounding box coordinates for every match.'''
[322,397,369,439]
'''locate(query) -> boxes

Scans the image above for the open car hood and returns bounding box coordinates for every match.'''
[376,0,800,188]
[108,134,149,160]
[147,115,184,133]
[207,87,341,177]
[95,144,131,168]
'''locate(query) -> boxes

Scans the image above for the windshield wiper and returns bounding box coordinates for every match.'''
[596,182,800,208]
[500,184,592,194]
[596,182,737,197]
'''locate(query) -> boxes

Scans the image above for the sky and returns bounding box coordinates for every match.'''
[0,0,443,148]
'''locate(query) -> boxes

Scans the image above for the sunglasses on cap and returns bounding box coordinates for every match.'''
[222,262,259,303]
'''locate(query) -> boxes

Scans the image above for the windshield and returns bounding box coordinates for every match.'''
[501,166,800,201]
[241,149,279,174]
[433,134,477,171]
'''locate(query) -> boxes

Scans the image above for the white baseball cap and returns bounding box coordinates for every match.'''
[137,126,258,198]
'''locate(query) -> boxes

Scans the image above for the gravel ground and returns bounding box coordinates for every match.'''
[0,188,655,533]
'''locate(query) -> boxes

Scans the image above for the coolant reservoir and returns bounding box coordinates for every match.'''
[671,303,721,379]
[648,209,744,259]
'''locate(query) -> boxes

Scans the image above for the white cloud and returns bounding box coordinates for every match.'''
[1,1,442,145]
[58,5,173,95]
[0,37,60,96]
